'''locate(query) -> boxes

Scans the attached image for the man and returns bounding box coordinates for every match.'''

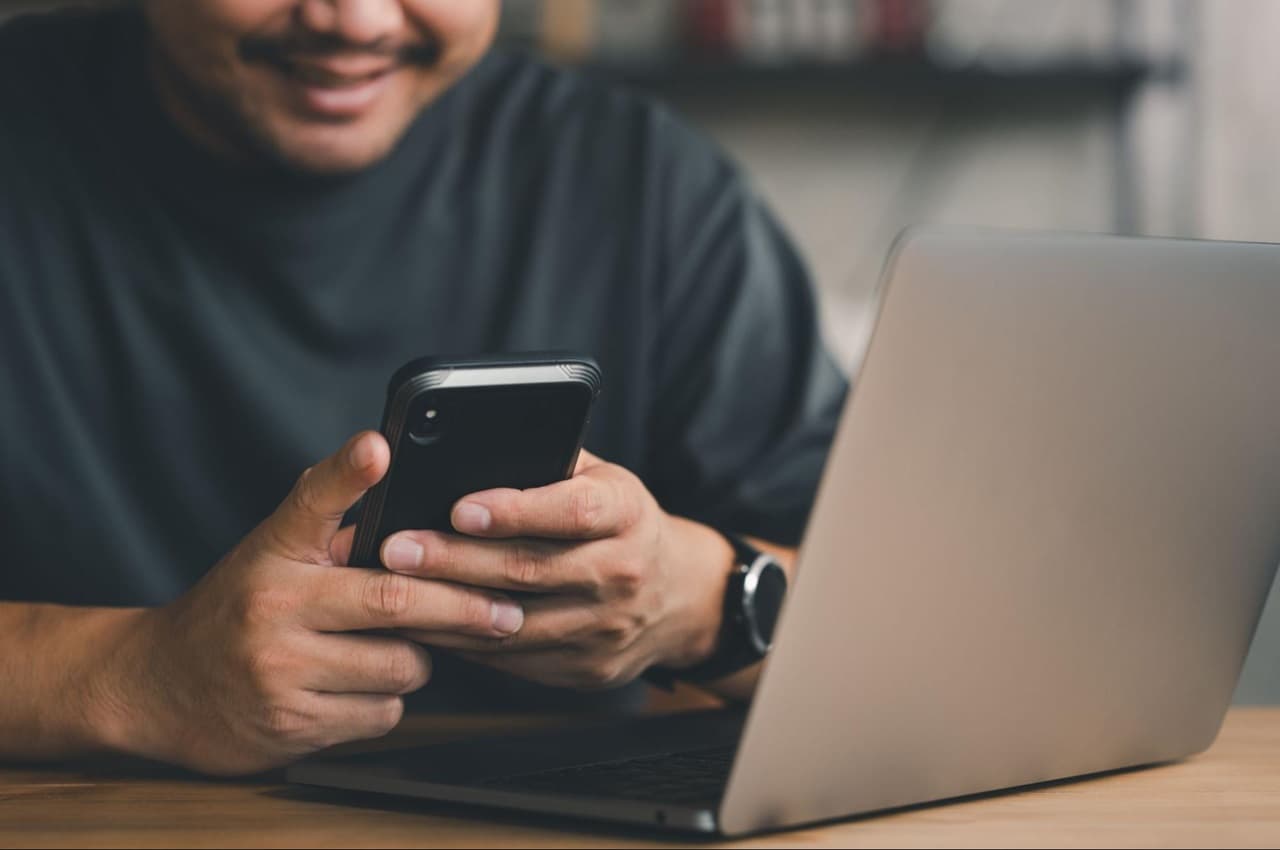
[0,0,846,775]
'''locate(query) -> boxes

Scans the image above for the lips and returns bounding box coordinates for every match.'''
[264,56,399,120]
[282,58,394,88]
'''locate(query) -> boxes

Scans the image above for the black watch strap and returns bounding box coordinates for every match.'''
[721,533,765,573]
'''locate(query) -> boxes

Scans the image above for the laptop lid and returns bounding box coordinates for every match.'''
[719,229,1280,835]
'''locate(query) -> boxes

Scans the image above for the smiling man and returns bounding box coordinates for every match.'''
[0,0,847,774]
[144,0,491,170]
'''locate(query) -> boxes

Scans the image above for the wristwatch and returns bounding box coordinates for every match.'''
[673,531,790,684]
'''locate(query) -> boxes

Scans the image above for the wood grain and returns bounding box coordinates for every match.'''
[0,708,1277,848]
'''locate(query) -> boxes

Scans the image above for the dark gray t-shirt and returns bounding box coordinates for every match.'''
[0,10,847,709]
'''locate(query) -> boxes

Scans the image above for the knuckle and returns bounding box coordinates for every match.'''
[456,591,494,633]
[605,557,644,597]
[594,617,634,651]
[262,700,312,742]
[289,466,321,515]
[362,573,415,622]
[501,544,542,590]
[382,646,428,693]
[242,585,299,626]
[246,645,281,678]
[611,471,645,528]
[569,484,607,535]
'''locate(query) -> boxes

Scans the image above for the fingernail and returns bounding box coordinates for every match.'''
[491,599,524,634]
[383,536,424,571]
[453,501,492,534]
[349,437,377,471]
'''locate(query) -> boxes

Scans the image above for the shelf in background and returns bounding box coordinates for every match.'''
[558,55,1187,99]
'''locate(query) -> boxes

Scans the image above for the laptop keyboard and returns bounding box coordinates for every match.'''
[475,745,736,804]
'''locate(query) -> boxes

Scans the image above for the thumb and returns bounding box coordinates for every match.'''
[266,431,389,559]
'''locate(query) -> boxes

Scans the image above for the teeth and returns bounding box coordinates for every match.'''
[287,63,381,87]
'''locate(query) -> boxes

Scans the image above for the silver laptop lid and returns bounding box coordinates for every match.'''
[720,229,1280,835]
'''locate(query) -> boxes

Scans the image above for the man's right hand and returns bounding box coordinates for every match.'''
[93,432,525,775]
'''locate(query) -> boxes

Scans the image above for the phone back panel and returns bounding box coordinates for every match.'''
[350,358,599,569]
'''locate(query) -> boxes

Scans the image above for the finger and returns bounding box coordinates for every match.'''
[401,595,604,653]
[310,692,405,747]
[329,525,357,566]
[381,530,599,594]
[451,470,638,540]
[302,633,432,695]
[267,432,389,560]
[305,569,525,637]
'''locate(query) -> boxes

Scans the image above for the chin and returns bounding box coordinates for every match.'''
[249,103,417,175]
[277,139,399,175]
[267,127,404,175]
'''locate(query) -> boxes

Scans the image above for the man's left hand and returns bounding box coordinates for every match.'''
[376,451,734,690]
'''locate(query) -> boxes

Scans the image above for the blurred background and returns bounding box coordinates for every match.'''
[3,0,1279,703]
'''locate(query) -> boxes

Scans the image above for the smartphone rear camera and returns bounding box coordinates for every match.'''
[408,401,444,445]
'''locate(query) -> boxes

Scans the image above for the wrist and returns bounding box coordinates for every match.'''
[657,516,735,670]
[81,607,167,759]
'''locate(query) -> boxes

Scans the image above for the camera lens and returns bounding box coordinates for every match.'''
[408,398,443,444]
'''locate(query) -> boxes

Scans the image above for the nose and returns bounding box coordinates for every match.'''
[298,0,406,46]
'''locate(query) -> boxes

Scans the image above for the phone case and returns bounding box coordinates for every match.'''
[349,353,602,569]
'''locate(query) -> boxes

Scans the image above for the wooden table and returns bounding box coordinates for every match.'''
[1,707,1277,848]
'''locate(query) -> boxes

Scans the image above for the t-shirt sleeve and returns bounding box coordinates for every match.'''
[642,109,849,547]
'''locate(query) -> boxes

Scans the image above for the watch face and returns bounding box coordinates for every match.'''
[750,561,788,647]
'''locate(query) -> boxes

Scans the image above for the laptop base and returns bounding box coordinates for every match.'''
[287,708,745,834]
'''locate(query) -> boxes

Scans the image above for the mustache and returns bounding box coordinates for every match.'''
[239,32,442,69]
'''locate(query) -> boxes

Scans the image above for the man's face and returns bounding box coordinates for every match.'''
[142,0,500,174]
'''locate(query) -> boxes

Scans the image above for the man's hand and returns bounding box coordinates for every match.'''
[379,451,736,691]
[94,432,525,775]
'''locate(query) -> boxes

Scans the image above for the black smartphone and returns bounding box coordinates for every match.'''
[349,353,602,569]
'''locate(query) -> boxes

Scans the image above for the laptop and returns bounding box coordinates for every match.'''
[288,229,1280,836]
